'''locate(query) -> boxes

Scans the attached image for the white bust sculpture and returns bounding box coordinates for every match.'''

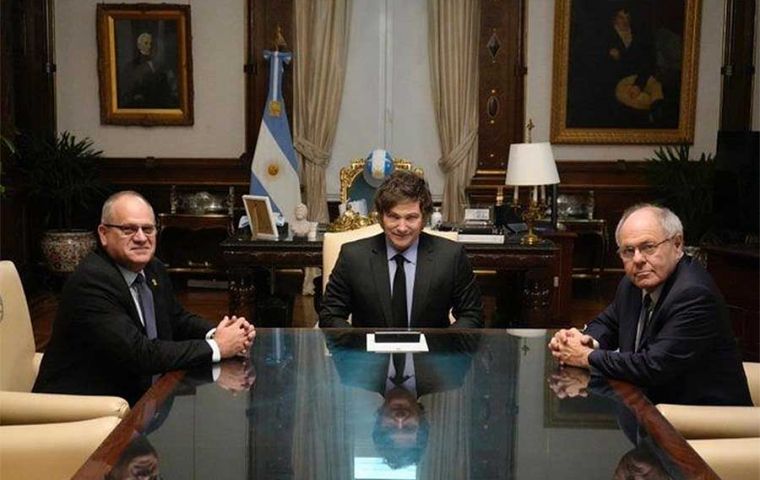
[291,203,311,237]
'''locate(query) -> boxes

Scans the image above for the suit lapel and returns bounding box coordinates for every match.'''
[410,234,433,327]
[369,235,394,327]
[98,249,147,334]
[143,264,164,339]
[638,258,684,350]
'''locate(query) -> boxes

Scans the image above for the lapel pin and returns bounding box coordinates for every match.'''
[151,278,158,287]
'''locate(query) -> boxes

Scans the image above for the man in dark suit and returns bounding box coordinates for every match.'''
[549,204,751,405]
[34,191,255,405]
[319,170,483,328]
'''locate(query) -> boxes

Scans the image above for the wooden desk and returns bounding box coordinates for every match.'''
[220,231,572,327]
[157,213,234,276]
[560,218,608,279]
[73,329,718,480]
[704,245,760,361]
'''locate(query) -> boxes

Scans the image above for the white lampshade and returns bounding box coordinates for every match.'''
[504,142,560,186]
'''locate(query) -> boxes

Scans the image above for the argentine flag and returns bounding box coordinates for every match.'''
[250,50,300,225]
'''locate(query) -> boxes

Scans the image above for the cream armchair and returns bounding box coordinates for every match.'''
[0,261,129,424]
[687,437,760,480]
[656,362,760,439]
[0,416,120,480]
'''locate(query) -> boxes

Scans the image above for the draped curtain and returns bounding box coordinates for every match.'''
[418,367,474,479]
[293,0,352,223]
[291,334,352,479]
[427,0,481,222]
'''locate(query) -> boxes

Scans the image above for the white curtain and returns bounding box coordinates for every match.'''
[291,334,352,479]
[417,367,474,479]
[428,0,481,222]
[293,0,352,223]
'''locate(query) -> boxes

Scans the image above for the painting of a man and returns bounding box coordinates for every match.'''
[566,1,684,129]
[115,22,179,109]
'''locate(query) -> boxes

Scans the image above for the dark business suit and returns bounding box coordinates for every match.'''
[34,248,214,405]
[586,256,751,406]
[319,232,483,329]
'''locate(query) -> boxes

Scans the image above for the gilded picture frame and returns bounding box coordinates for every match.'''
[550,0,701,144]
[96,3,194,126]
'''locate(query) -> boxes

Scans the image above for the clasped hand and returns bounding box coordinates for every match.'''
[548,328,594,368]
[216,358,256,394]
[215,315,256,358]
[548,366,591,399]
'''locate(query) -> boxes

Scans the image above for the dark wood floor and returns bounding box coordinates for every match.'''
[28,275,621,352]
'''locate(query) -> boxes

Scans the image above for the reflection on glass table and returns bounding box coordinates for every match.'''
[75,329,717,480]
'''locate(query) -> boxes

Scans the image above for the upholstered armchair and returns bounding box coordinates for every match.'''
[655,362,760,439]
[0,416,121,479]
[0,261,129,424]
[687,437,760,480]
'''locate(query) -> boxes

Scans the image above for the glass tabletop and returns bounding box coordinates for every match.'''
[78,329,713,480]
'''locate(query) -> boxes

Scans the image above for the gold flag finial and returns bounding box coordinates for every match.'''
[273,26,287,52]
[526,118,535,143]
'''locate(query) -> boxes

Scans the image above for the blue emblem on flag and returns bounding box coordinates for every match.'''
[250,50,300,224]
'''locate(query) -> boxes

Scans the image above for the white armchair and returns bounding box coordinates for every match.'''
[0,261,129,424]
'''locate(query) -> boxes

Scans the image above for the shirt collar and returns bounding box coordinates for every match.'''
[386,237,419,264]
[643,284,664,306]
[117,264,141,287]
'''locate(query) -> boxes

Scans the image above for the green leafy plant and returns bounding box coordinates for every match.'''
[644,144,715,245]
[17,131,107,230]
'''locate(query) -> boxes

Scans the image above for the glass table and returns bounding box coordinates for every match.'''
[73,329,716,479]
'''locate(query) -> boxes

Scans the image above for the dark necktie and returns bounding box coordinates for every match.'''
[634,294,653,352]
[391,254,407,328]
[390,353,409,386]
[133,273,158,339]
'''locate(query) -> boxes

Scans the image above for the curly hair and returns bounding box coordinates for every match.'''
[373,170,433,221]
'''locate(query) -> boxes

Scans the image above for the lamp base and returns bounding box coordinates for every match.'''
[519,231,541,245]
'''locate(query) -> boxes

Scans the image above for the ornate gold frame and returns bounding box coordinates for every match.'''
[550,0,701,144]
[338,157,423,204]
[96,4,194,126]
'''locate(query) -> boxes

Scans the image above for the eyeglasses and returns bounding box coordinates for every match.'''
[103,224,157,236]
[618,236,674,260]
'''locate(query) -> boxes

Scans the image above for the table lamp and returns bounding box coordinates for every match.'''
[505,142,560,245]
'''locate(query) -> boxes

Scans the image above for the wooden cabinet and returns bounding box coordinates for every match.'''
[704,245,759,361]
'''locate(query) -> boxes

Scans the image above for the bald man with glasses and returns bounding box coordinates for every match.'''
[548,204,751,406]
[34,191,255,405]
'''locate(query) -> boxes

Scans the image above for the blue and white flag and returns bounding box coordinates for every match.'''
[250,50,300,225]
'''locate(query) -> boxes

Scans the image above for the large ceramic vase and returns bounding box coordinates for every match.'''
[40,230,97,273]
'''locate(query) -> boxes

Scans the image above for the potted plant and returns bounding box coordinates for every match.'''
[644,144,715,254]
[17,131,108,273]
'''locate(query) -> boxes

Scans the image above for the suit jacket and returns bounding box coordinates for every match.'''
[319,232,483,329]
[34,248,214,405]
[586,256,751,406]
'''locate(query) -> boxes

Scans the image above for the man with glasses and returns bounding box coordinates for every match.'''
[34,191,255,405]
[548,204,751,405]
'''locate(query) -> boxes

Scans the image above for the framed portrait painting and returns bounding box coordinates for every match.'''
[550,0,701,144]
[96,4,194,126]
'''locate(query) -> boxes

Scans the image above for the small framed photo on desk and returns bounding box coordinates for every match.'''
[242,195,278,240]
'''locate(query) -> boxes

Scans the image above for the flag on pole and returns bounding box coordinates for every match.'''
[250,50,300,225]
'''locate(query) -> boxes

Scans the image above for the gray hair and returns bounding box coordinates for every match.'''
[614,203,683,246]
[101,191,154,223]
